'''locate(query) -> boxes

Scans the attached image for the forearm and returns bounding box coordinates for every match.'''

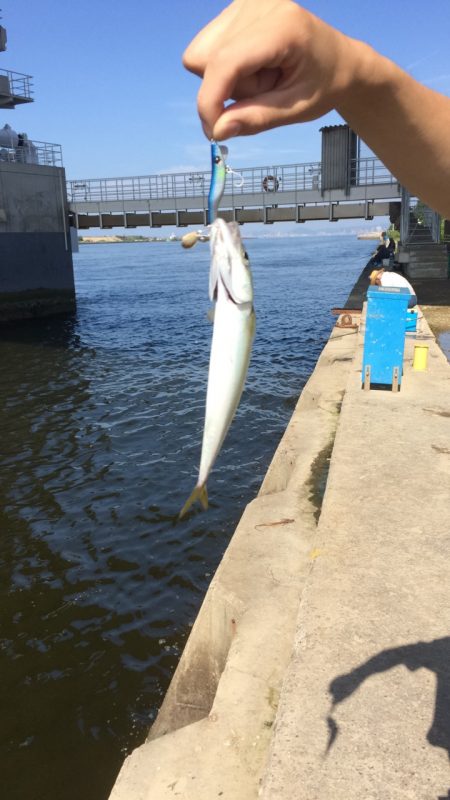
[336,40,450,217]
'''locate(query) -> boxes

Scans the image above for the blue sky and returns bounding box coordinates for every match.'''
[3,0,449,182]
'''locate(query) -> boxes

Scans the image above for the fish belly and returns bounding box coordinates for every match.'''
[198,296,254,486]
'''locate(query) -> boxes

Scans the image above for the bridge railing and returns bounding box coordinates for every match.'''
[355,157,396,186]
[0,67,33,100]
[0,139,63,167]
[67,157,396,203]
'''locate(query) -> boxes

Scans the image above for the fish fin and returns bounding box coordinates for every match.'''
[179,484,208,519]
[206,307,215,323]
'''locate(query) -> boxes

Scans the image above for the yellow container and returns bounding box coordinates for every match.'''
[413,344,429,371]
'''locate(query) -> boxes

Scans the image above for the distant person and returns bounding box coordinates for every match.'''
[387,237,396,256]
[184,0,450,218]
[368,242,390,268]
[15,133,25,164]
[387,237,397,267]
[369,268,417,308]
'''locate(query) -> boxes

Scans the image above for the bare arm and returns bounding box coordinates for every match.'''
[183,0,450,216]
[336,55,450,217]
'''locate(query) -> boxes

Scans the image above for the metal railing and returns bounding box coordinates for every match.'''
[0,67,33,100]
[405,198,441,244]
[0,139,63,167]
[420,205,441,242]
[354,157,397,186]
[67,157,397,203]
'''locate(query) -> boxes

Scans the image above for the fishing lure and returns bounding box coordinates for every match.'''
[181,141,243,248]
[208,140,229,225]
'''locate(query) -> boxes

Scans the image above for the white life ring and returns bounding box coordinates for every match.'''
[262,175,279,193]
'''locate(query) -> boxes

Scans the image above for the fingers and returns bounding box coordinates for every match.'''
[198,70,283,138]
[209,89,300,140]
[196,36,283,137]
[184,0,343,141]
[183,3,240,77]
[197,59,240,138]
[209,78,336,139]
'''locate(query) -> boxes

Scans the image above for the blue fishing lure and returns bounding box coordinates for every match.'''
[207,141,229,225]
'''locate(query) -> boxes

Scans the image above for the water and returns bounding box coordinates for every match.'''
[0,236,371,800]
[439,331,450,360]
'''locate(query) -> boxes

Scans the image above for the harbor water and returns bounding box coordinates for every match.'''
[0,235,372,800]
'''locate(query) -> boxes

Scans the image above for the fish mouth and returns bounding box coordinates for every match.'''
[210,218,253,306]
[212,218,243,252]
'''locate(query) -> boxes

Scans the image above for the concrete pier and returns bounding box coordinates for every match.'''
[261,315,450,800]
[108,278,450,799]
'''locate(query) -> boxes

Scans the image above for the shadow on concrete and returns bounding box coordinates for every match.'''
[326,637,450,760]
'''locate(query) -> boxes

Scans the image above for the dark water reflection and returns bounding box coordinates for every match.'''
[0,237,371,799]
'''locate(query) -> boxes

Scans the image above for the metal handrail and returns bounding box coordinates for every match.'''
[407,199,441,243]
[421,206,441,242]
[0,139,63,166]
[0,67,33,99]
[67,157,396,203]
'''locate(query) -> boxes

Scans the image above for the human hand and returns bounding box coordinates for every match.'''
[183,0,368,140]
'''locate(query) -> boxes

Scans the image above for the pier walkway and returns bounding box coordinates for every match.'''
[109,273,450,799]
[68,156,401,229]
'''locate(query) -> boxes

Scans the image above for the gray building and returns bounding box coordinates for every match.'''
[0,16,75,321]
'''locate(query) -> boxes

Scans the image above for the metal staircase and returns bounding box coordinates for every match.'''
[399,191,448,279]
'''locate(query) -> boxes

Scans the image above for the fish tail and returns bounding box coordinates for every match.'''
[178,484,208,519]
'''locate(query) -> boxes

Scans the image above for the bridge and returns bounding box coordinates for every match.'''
[67,155,401,230]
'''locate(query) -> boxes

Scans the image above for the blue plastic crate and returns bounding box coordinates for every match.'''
[362,287,410,388]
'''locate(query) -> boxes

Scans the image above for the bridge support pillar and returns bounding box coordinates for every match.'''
[296,205,304,223]
[263,206,274,225]
[364,201,374,221]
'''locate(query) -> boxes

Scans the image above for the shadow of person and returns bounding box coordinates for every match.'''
[326,637,450,761]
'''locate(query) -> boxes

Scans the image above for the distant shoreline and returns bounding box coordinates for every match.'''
[79,231,378,245]
[356,232,383,240]
[79,235,180,244]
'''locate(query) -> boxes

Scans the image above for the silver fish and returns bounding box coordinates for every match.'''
[179,218,255,517]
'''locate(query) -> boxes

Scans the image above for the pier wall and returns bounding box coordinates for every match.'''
[0,161,75,321]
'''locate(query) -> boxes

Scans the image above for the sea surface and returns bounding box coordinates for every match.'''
[0,235,372,800]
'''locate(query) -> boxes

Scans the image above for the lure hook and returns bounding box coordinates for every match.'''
[226,166,244,189]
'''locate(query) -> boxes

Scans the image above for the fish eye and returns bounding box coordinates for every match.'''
[214,156,221,164]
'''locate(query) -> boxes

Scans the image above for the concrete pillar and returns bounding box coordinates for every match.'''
[0,161,75,321]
